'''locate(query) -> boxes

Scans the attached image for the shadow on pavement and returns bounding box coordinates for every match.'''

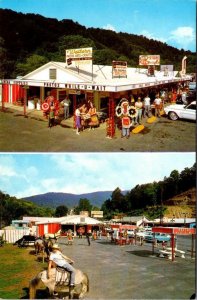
[126,249,155,257]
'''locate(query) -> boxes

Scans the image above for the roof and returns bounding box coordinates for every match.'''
[152,227,195,235]
[153,218,196,224]
[111,215,150,223]
[23,216,60,223]
[34,215,103,225]
[60,215,103,225]
[5,61,191,93]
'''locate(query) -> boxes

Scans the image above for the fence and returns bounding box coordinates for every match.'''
[0,229,30,243]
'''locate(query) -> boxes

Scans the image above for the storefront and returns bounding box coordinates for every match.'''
[36,214,103,237]
[0,61,191,136]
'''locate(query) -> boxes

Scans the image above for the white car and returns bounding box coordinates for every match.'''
[164,101,196,121]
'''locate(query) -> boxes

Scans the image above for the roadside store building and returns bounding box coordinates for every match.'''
[0,61,192,136]
[36,214,103,237]
[1,61,191,111]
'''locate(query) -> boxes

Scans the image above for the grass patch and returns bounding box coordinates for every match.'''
[0,244,47,299]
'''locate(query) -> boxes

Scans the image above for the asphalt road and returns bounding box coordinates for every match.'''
[0,107,196,152]
[47,235,196,300]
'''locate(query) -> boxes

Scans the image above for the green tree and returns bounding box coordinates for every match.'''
[74,198,92,214]
[58,35,95,61]
[55,205,68,217]
[16,54,48,76]
[0,37,9,78]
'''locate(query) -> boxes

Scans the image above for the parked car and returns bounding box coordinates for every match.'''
[144,232,171,243]
[189,82,196,92]
[127,230,135,237]
[13,235,36,247]
[164,101,196,121]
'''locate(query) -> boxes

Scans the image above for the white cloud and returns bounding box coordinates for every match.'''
[168,26,195,49]
[103,24,117,32]
[140,30,167,43]
[0,165,17,177]
[0,153,195,198]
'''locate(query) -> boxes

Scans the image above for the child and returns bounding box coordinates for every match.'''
[48,106,55,128]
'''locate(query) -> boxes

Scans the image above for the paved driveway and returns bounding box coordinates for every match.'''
[57,236,195,299]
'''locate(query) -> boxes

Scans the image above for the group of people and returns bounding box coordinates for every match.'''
[119,93,164,139]
[75,101,99,135]
[132,93,164,123]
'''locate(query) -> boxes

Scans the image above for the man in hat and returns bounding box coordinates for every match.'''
[48,243,75,288]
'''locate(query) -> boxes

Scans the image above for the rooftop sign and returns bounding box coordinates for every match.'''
[139,55,160,66]
[66,47,93,66]
[112,61,127,78]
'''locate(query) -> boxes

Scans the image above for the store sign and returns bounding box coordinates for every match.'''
[160,65,174,76]
[173,228,195,235]
[66,47,93,66]
[112,61,127,78]
[139,55,160,66]
[65,83,106,91]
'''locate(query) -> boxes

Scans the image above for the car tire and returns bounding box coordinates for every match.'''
[168,111,179,121]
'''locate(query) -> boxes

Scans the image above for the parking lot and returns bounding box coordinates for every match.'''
[48,235,196,299]
[0,105,196,152]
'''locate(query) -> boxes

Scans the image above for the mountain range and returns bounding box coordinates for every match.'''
[24,191,127,209]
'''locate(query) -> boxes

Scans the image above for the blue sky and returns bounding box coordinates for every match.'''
[0,153,195,198]
[0,0,196,52]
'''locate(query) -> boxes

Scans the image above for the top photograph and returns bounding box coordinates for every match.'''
[0,0,196,152]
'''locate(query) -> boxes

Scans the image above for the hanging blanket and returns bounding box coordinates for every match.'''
[55,267,70,286]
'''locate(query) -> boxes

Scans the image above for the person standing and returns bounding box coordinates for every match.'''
[135,97,143,124]
[62,95,71,119]
[48,106,55,128]
[121,115,131,138]
[47,244,75,288]
[143,94,151,117]
[154,95,162,118]
[88,103,98,130]
[75,105,81,135]
[86,232,91,246]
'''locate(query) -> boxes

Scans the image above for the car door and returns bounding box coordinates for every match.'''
[180,103,196,120]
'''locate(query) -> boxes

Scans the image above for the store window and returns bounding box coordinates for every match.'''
[49,68,57,80]
[100,97,109,113]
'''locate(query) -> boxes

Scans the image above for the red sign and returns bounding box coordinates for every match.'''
[152,227,196,235]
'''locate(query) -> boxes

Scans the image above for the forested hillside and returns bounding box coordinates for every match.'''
[101,163,196,219]
[0,8,195,78]
[0,163,195,226]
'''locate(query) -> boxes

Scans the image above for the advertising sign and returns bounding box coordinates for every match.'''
[160,65,174,76]
[112,61,127,78]
[139,55,160,66]
[66,47,92,66]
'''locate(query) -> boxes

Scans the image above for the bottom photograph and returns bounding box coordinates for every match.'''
[0,152,196,300]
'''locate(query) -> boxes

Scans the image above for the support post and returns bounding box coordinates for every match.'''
[73,94,77,129]
[171,234,175,261]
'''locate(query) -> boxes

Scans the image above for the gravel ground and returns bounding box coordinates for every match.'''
[0,106,195,152]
